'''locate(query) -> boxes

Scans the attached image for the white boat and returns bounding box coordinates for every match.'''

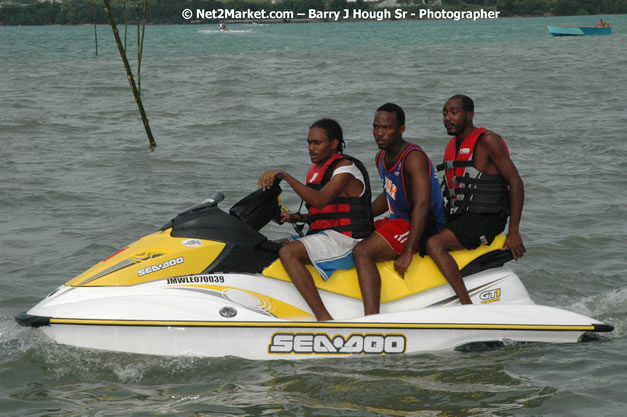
[16,180,613,359]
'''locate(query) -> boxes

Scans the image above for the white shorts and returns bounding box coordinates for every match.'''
[297,230,361,281]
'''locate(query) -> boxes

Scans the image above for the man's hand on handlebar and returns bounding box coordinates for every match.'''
[258,170,285,191]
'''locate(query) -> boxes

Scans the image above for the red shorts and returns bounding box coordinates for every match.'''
[374,217,410,254]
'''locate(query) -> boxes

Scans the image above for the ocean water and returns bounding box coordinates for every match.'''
[1,13,626,416]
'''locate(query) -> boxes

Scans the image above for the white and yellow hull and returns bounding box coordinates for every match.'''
[16,190,613,359]
[19,265,611,360]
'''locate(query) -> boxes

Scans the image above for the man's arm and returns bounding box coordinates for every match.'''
[394,151,431,277]
[371,150,388,217]
[480,133,525,260]
[258,160,355,209]
[371,192,388,217]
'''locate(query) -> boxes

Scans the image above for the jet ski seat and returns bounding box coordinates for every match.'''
[262,234,511,303]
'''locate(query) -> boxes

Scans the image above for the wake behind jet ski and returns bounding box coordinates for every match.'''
[15,180,613,359]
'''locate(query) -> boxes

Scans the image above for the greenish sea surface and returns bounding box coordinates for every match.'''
[1,14,626,416]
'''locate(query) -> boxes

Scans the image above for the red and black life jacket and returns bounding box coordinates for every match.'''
[305,153,373,239]
[437,128,510,216]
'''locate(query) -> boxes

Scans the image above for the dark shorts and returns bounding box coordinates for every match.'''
[445,213,507,249]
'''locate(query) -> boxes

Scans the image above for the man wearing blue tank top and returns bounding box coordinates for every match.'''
[353,103,446,316]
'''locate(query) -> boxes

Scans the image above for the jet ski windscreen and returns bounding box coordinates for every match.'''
[229,184,282,231]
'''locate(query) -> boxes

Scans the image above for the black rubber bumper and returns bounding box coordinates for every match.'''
[593,323,614,332]
[15,312,51,328]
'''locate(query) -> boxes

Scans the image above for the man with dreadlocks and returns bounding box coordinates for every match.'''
[258,118,373,321]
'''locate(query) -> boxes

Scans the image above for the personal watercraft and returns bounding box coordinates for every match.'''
[16,181,613,359]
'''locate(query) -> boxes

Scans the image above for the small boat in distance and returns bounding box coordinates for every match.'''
[547,23,612,36]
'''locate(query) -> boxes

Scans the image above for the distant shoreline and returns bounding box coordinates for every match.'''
[1,0,625,27]
[0,15,620,27]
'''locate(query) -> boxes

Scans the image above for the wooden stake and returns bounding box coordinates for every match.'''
[137,2,140,96]
[103,0,156,147]
[137,0,147,96]
[93,18,98,56]
[92,1,98,56]
[124,0,129,51]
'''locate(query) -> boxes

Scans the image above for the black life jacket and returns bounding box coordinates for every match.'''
[437,128,510,216]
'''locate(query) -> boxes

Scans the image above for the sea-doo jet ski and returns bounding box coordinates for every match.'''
[16,180,613,359]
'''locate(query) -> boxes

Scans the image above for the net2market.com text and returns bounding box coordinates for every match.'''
[184,8,501,22]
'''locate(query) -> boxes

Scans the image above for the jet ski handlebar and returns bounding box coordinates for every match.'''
[168,173,285,233]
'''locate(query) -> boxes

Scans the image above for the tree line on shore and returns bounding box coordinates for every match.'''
[1,0,625,26]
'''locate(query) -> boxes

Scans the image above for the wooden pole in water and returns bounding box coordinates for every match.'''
[93,17,98,56]
[136,3,140,61]
[136,2,140,95]
[124,0,129,51]
[103,0,156,147]
[92,1,98,56]
[137,0,147,96]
